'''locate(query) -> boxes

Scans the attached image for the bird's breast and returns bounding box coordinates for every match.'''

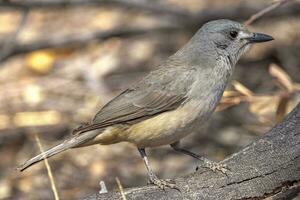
[123,100,206,148]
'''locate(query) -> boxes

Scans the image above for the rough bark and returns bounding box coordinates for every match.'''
[83,103,300,200]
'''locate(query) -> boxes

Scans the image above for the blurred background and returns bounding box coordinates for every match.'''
[0,0,299,199]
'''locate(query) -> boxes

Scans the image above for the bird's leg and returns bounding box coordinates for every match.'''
[170,141,228,174]
[138,148,177,190]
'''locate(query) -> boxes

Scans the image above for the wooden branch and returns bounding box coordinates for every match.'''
[83,103,300,200]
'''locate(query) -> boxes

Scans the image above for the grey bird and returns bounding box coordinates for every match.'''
[17,19,273,189]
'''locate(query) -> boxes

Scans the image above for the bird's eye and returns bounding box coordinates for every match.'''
[229,31,238,39]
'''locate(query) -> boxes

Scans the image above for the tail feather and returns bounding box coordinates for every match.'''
[17,130,99,172]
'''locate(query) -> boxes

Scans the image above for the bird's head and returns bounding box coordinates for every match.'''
[199,19,273,65]
[181,19,274,67]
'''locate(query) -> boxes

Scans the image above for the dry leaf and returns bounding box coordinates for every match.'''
[217,96,244,112]
[231,80,253,97]
[248,95,278,115]
[269,64,293,93]
[276,95,289,123]
[217,89,250,111]
[223,90,241,97]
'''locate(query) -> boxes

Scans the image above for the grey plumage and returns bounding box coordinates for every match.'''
[17,19,273,182]
[17,129,100,171]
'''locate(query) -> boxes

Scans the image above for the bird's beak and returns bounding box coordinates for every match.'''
[246,32,274,43]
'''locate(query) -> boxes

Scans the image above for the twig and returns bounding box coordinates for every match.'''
[244,0,295,25]
[34,133,60,200]
[115,177,127,200]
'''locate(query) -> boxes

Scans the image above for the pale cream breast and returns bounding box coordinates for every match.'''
[124,102,202,148]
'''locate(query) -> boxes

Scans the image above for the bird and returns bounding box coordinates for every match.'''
[17,19,273,189]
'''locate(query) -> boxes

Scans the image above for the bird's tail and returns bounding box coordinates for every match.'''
[17,130,99,172]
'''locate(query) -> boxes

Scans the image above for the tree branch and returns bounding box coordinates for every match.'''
[83,103,300,200]
[244,0,296,26]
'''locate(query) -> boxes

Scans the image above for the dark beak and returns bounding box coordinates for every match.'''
[247,33,274,43]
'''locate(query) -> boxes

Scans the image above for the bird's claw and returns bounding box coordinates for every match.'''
[149,177,179,190]
[197,161,229,174]
[206,162,228,174]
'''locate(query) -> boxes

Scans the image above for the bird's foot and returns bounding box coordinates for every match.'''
[148,176,178,190]
[197,161,229,174]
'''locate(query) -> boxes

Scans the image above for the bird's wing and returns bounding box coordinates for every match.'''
[74,88,187,134]
[74,63,195,134]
